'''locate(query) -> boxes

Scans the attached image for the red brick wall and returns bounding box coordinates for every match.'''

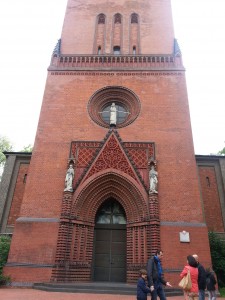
[5,220,59,282]
[12,71,208,277]
[199,166,224,232]
[4,266,52,283]
[61,0,174,54]
[21,72,201,222]
[7,164,29,226]
[7,221,59,264]
[161,225,211,267]
[161,225,211,287]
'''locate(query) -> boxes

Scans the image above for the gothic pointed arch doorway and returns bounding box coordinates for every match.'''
[52,170,157,283]
[93,198,126,282]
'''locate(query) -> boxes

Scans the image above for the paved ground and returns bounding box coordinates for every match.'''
[0,288,225,300]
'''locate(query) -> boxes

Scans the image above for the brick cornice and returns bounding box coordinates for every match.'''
[49,54,184,71]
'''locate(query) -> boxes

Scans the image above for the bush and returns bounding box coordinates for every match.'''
[208,232,225,287]
[0,273,10,285]
[0,235,11,285]
[219,287,225,297]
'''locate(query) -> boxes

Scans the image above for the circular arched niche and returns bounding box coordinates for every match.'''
[88,86,141,128]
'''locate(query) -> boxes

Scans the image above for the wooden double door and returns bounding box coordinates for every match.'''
[93,224,126,282]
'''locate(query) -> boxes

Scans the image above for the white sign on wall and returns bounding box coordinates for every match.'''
[179,230,190,243]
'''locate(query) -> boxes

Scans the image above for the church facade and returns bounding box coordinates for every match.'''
[1,0,224,285]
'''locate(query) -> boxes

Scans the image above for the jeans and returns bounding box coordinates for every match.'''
[199,289,205,300]
[151,284,166,300]
[208,290,216,300]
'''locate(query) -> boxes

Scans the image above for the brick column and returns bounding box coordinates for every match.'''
[61,191,73,218]
[51,191,73,281]
[148,193,160,255]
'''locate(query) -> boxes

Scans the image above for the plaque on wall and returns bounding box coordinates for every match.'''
[179,231,190,243]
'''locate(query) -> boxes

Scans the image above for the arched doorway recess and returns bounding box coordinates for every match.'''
[93,198,126,282]
[52,171,160,283]
[70,171,151,282]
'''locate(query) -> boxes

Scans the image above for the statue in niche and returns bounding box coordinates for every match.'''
[64,164,74,192]
[149,164,158,194]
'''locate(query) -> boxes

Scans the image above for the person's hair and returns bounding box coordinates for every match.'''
[155,250,163,255]
[139,269,147,276]
[187,255,198,267]
[192,254,199,262]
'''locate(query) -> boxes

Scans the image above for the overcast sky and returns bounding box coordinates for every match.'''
[0,0,224,155]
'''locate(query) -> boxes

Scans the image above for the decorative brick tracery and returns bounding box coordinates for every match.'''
[70,131,154,190]
[71,141,102,167]
[85,134,137,181]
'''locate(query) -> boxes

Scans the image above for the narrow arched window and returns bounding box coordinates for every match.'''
[206,176,210,187]
[131,13,138,24]
[112,14,122,55]
[129,13,140,54]
[94,14,106,54]
[114,13,121,24]
[113,46,120,55]
[98,14,105,24]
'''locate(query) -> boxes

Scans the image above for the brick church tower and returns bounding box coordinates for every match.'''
[5,0,211,284]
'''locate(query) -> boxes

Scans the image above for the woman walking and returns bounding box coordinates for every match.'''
[180,255,199,300]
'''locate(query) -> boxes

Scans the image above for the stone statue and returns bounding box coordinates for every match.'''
[109,102,117,125]
[64,164,74,192]
[99,102,130,126]
[149,165,158,194]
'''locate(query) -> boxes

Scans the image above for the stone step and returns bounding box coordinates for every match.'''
[33,282,183,296]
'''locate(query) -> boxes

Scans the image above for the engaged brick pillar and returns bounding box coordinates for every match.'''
[61,191,73,218]
[148,193,160,255]
[51,191,74,281]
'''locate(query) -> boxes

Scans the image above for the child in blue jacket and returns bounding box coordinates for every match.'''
[137,269,151,300]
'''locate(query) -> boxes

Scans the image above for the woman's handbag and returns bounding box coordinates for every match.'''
[178,268,192,291]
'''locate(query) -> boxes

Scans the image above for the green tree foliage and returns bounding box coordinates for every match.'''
[0,136,13,166]
[20,144,33,152]
[208,232,225,287]
[218,147,225,155]
[0,235,11,285]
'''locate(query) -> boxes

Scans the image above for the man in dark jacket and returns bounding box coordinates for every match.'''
[147,250,172,300]
[206,267,217,300]
[193,254,207,300]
